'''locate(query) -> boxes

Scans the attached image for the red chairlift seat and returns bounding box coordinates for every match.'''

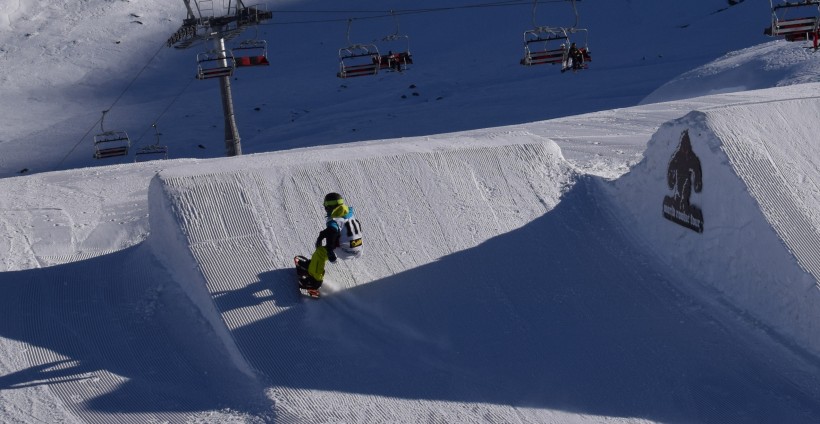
[523,48,566,65]
[766,1,820,48]
[375,31,413,72]
[93,131,130,159]
[378,51,413,71]
[521,28,569,66]
[337,44,380,78]
[233,40,270,67]
[774,16,819,35]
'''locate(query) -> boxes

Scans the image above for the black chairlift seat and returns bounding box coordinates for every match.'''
[196,50,236,79]
[337,44,380,78]
[93,130,130,159]
[233,39,270,67]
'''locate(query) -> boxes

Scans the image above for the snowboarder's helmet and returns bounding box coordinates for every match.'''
[323,192,344,213]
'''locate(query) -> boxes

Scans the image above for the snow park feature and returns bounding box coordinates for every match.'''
[3,0,820,422]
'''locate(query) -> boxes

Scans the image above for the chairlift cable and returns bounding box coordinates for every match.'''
[133,76,196,148]
[264,0,567,25]
[57,41,168,167]
[273,1,532,14]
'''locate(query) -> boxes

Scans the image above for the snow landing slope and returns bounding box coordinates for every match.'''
[146,127,820,422]
[607,96,820,360]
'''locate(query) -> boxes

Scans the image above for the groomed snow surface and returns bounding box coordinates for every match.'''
[3,86,820,422]
[3,0,820,422]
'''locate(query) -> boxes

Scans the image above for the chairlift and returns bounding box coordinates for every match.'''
[765,0,820,49]
[233,39,270,67]
[520,0,591,71]
[337,19,381,78]
[93,110,130,159]
[337,44,381,78]
[521,27,569,66]
[374,11,413,72]
[196,49,236,79]
[134,124,169,162]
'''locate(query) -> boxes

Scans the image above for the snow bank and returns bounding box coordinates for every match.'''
[606,97,820,356]
[641,41,820,105]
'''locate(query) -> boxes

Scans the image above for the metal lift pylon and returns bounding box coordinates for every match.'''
[166,0,272,157]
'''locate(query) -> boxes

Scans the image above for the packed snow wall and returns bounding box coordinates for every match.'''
[606,97,820,357]
[145,136,576,381]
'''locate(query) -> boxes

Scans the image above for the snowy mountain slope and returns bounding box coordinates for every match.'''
[0,0,783,178]
[642,41,820,104]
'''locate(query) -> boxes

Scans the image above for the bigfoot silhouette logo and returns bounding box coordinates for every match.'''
[662,129,704,233]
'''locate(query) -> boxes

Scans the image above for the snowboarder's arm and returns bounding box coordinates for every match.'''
[315,223,341,262]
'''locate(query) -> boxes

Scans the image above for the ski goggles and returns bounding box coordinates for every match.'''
[323,198,345,207]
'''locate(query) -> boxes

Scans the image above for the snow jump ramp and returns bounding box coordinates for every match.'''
[608,97,820,359]
[147,114,820,423]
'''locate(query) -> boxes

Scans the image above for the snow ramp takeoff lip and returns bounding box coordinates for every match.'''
[607,97,820,357]
[147,139,585,420]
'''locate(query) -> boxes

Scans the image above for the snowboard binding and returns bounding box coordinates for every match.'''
[294,255,321,298]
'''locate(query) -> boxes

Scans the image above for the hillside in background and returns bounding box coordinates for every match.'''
[0,0,807,177]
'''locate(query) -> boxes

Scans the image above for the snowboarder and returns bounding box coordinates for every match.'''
[298,192,363,292]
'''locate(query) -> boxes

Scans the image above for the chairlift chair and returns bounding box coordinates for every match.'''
[93,110,130,159]
[376,34,413,72]
[374,11,413,73]
[196,49,236,79]
[336,18,381,78]
[520,27,569,66]
[233,39,270,67]
[135,124,169,162]
[337,44,381,78]
[520,0,592,71]
[766,0,820,49]
[134,145,169,162]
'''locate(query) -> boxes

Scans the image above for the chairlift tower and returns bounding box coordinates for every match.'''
[166,0,272,156]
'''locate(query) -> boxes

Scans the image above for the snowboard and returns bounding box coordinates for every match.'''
[294,255,321,299]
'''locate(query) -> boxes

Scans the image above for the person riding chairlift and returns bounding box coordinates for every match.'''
[567,42,584,71]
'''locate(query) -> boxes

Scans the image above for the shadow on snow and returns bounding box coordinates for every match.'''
[232,176,820,423]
